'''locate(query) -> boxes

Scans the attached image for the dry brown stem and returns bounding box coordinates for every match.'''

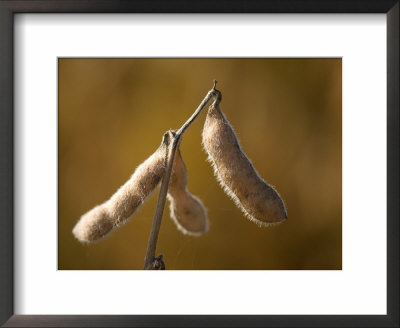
[143,81,218,269]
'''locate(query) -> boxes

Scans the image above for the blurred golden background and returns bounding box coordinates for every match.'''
[58,58,341,270]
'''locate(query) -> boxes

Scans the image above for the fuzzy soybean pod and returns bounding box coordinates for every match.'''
[202,91,287,226]
[72,133,169,243]
[167,146,209,236]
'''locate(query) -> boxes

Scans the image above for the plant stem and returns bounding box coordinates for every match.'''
[143,81,218,270]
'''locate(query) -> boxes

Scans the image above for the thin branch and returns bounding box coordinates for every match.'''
[175,80,218,138]
[143,81,218,270]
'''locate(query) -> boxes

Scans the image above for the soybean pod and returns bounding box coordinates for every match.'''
[72,133,169,242]
[202,89,287,226]
[167,131,209,236]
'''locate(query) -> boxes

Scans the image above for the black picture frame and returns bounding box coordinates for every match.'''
[0,1,398,327]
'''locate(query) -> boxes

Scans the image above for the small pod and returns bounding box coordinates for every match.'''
[72,133,169,242]
[167,144,209,236]
[202,90,287,226]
